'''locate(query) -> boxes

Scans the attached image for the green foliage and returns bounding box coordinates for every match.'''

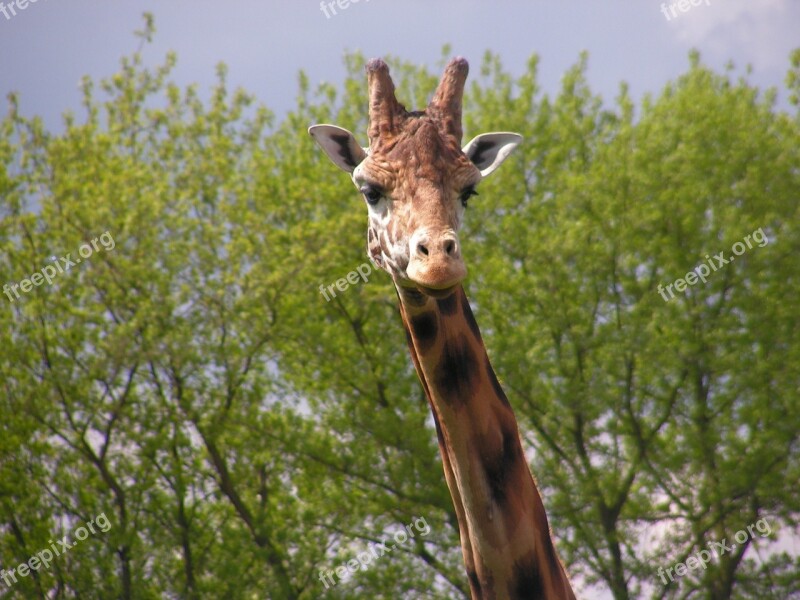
[465,48,800,600]
[1,16,798,599]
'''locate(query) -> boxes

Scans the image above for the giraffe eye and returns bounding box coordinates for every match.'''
[360,185,383,206]
[460,187,478,208]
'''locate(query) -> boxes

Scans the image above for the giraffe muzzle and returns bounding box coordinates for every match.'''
[406,229,467,295]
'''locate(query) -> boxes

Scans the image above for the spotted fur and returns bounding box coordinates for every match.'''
[311,57,575,600]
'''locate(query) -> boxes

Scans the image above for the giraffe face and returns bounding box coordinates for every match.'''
[352,117,481,295]
[309,58,522,297]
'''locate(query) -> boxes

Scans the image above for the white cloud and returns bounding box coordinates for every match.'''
[662,0,798,69]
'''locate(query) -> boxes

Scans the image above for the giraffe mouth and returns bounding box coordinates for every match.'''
[416,284,458,299]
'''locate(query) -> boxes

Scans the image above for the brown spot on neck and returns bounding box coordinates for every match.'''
[395,283,575,600]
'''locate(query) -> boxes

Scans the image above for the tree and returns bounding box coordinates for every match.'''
[1,15,798,599]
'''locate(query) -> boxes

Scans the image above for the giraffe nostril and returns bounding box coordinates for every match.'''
[417,242,429,257]
[443,239,455,256]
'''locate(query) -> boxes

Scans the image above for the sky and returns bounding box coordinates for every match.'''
[1,0,798,134]
[1,1,797,597]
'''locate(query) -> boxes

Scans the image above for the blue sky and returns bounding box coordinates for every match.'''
[1,2,797,597]
[1,0,798,133]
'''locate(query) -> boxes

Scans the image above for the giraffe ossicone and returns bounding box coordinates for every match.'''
[310,57,576,600]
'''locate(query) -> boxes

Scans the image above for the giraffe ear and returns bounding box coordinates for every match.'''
[308,124,367,173]
[463,132,523,177]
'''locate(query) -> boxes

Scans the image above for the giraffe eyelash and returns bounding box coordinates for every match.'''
[359,184,384,206]
[460,187,478,208]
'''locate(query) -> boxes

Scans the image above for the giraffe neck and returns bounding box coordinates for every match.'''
[395,284,575,600]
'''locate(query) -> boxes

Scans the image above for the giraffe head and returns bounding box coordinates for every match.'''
[309,57,521,298]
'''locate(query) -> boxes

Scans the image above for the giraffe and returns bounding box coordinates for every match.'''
[309,57,576,600]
